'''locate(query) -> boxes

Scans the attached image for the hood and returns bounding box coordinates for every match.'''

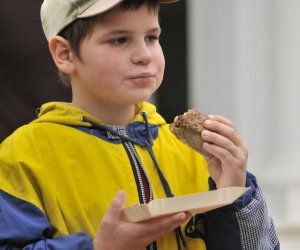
[34,101,166,127]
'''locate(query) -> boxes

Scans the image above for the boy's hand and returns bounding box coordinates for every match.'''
[201,115,248,189]
[93,190,188,250]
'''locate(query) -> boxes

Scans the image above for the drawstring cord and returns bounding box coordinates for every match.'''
[141,112,186,250]
[141,111,153,145]
[81,114,186,249]
[140,111,173,198]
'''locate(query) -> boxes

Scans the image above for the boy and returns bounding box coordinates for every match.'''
[0,0,279,249]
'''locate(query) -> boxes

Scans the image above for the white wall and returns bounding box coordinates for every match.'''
[187,0,300,248]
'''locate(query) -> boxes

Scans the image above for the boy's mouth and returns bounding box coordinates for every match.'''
[128,72,155,85]
[129,72,155,79]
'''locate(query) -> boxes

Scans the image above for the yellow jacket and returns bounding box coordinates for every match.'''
[0,101,209,249]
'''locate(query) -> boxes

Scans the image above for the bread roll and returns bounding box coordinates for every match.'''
[169,109,211,157]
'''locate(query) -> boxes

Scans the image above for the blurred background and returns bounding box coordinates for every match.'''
[1,0,299,248]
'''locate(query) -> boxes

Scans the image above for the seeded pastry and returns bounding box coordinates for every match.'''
[169,109,211,157]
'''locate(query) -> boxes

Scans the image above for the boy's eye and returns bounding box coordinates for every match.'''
[109,37,127,46]
[145,35,159,43]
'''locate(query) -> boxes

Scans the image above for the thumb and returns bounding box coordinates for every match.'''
[104,190,127,221]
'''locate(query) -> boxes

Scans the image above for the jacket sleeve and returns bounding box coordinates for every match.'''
[0,190,93,250]
[205,172,280,250]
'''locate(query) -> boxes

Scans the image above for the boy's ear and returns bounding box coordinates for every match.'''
[48,36,76,74]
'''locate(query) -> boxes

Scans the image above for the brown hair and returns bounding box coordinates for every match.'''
[58,0,160,86]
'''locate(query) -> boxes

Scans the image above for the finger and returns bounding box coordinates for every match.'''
[203,141,236,164]
[203,119,242,147]
[201,130,237,157]
[138,212,187,240]
[207,115,236,129]
[103,190,127,221]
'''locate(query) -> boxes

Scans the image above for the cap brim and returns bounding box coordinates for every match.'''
[78,0,179,18]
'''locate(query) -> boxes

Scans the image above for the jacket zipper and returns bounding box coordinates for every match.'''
[126,142,153,203]
[123,141,156,250]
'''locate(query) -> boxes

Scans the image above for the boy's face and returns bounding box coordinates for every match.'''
[70,5,165,112]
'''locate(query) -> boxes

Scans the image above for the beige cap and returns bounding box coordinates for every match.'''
[41,0,178,41]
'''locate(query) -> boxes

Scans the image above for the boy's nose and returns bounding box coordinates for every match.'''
[131,42,152,65]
